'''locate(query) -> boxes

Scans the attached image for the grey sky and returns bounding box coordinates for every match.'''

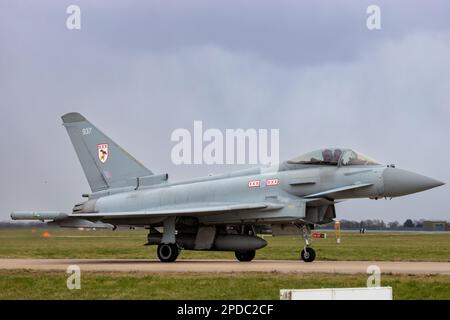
[1,1,449,222]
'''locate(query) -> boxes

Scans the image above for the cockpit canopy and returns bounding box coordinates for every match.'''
[288,148,381,166]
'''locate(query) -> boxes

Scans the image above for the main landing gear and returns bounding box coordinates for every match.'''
[235,250,256,262]
[157,243,179,262]
[156,217,179,262]
[299,224,316,262]
[234,225,257,262]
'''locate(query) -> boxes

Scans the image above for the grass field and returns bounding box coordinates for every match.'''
[0,228,448,261]
[0,228,448,300]
[0,270,449,300]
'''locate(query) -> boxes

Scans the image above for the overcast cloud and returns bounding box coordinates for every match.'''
[0,0,449,222]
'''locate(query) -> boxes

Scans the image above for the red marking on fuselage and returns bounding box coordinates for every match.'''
[248,180,261,188]
[266,178,279,186]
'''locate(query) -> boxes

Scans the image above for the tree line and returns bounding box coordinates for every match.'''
[317,219,425,230]
[0,219,433,230]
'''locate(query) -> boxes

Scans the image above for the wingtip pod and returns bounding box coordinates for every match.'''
[61,112,86,124]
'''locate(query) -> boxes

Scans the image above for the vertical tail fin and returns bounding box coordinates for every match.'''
[62,112,153,192]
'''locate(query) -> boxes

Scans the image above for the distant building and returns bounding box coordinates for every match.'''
[422,221,450,231]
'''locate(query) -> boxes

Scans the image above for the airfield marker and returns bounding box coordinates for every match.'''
[335,220,341,244]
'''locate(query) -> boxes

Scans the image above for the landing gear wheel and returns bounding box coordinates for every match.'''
[157,243,179,262]
[235,250,256,262]
[301,247,316,262]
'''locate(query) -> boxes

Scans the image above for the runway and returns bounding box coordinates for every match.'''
[0,259,449,275]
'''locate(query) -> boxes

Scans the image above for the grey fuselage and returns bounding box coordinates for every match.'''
[85,163,385,227]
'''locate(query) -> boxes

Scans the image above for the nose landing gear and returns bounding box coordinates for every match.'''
[301,247,316,262]
[299,224,316,262]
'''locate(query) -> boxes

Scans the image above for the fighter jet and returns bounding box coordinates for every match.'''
[11,113,444,262]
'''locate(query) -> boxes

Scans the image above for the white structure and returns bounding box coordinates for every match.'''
[280,287,392,300]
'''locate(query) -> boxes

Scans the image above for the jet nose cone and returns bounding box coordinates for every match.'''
[383,168,445,197]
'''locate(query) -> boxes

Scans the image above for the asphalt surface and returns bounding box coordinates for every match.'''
[0,259,449,275]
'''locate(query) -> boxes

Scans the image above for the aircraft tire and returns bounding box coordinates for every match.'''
[234,250,256,262]
[301,247,316,262]
[157,243,179,262]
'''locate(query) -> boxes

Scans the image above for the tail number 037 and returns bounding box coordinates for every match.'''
[82,128,92,135]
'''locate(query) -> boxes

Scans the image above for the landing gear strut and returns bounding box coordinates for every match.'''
[299,224,316,262]
[157,243,179,262]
